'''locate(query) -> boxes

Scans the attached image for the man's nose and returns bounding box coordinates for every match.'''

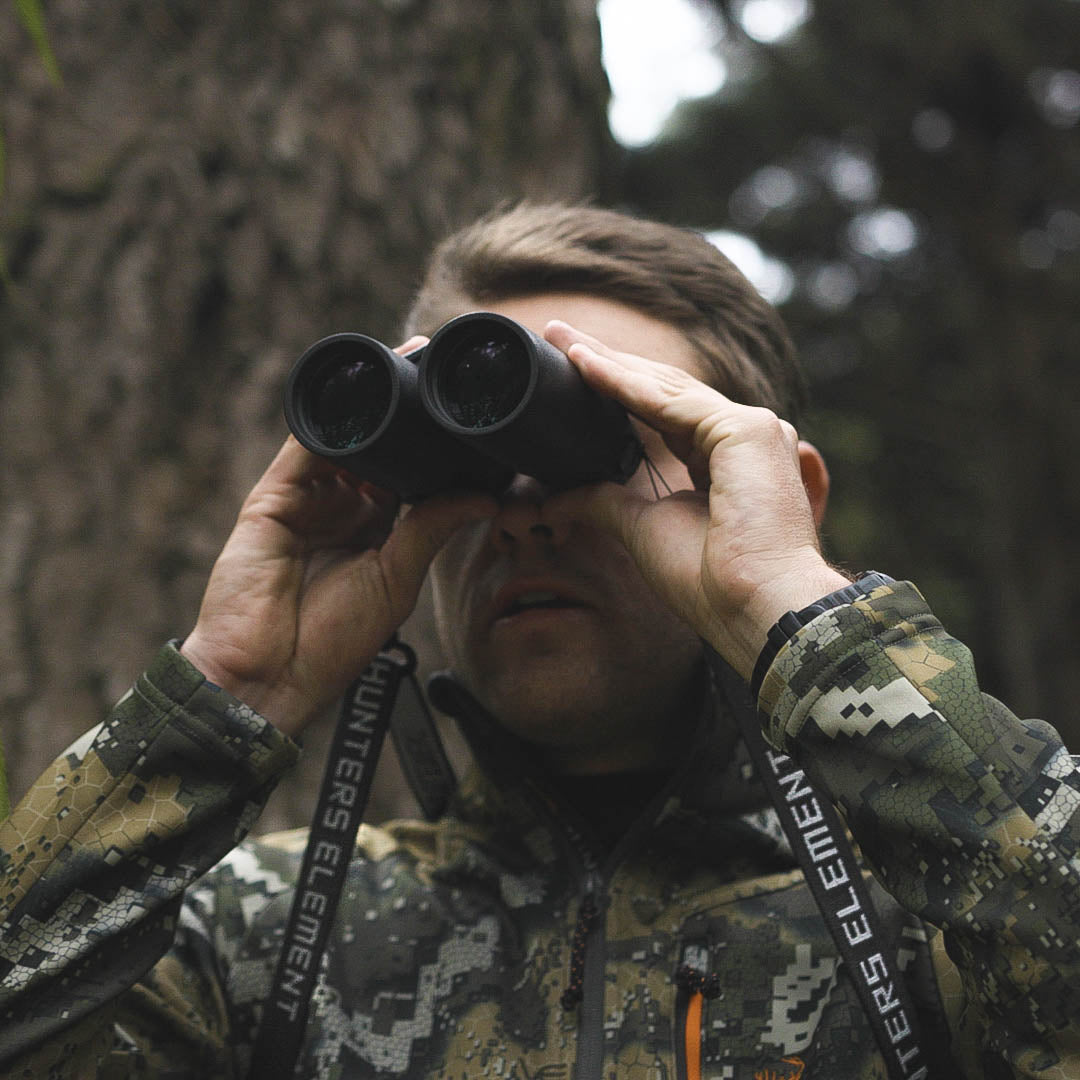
[489,475,572,553]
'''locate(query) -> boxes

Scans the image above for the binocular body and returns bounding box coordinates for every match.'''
[284,312,644,501]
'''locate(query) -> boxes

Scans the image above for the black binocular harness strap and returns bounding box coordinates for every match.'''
[247,638,414,1080]
[248,641,936,1080]
[710,651,936,1080]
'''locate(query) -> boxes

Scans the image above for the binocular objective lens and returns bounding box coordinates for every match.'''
[308,351,393,450]
[438,334,530,429]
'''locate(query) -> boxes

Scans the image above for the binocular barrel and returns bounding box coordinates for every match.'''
[284,332,512,500]
[284,313,643,500]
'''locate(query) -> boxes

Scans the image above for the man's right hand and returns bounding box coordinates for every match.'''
[180,343,495,738]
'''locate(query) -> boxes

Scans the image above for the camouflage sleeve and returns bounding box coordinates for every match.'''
[0,643,299,1077]
[757,579,1080,1078]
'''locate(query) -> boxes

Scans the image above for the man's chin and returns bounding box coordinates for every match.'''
[465,652,609,730]
[477,611,602,679]
[488,604,594,645]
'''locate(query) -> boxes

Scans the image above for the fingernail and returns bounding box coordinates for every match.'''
[568,341,601,360]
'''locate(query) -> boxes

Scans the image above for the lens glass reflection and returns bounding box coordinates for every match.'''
[308,348,393,449]
[437,333,530,429]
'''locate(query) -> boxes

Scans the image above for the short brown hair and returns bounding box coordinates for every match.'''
[405,203,806,423]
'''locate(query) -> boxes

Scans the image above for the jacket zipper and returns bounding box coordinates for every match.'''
[550,772,705,1078]
[568,869,607,1078]
[517,776,608,1078]
[514,714,712,1078]
[432,675,712,1077]
[560,878,601,1010]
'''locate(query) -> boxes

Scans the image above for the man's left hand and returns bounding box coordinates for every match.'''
[543,320,850,680]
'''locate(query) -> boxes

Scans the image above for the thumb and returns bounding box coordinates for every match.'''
[380,493,497,602]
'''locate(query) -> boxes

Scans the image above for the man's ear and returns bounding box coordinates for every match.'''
[797,441,830,528]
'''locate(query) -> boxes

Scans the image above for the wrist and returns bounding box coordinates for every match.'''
[179,636,247,697]
[706,558,850,683]
[178,637,292,734]
[749,570,896,699]
[742,563,854,645]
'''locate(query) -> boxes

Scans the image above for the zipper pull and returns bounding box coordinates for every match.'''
[675,951,721,1080]
[675,962,721,999]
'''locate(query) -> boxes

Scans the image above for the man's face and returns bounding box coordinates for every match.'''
[428,293,712,775]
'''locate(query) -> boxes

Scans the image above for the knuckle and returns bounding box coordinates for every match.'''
[744,406,792,442]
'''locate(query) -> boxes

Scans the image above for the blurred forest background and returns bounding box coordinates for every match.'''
[1,0,1078,831]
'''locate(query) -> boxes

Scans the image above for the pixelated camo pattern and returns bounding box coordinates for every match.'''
[105,765,942,1080]
[0,644,298,1077]
[1,586,1079,1077]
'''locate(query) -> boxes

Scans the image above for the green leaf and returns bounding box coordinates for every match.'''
[15,0,63,86]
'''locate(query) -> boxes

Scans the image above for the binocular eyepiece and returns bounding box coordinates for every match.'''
[284,312,644,501]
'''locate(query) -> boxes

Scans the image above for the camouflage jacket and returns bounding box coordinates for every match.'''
[2,581,1079,1078]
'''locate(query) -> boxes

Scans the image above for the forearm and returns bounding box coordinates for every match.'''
[0,643,298,1071]
[757,579,1080,1076]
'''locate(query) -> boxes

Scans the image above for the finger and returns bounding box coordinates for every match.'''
[297,492,496,679]
[232,443,393,554]
[545,320,721,427]
[545,319,703,396]
[564,336,709,424]
[331,471,400,517]
[562,331,792,486]
[257,436,344,492]
[554,339,717,491]
[379,492,498,613]
[544,319,623,361]
[305,482,398,550]
[544,319,695,454]
[548,483,709,622]
[394,335,429,356]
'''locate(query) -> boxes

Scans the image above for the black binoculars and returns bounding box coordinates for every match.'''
[284,312,644,501]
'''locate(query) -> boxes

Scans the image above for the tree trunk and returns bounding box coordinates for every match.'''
[0,0,614,831]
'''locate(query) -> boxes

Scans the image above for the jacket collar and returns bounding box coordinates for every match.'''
[420,664,775,839]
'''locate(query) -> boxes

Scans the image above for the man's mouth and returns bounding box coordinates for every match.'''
[492,583,588,623]
[503,590,576,616]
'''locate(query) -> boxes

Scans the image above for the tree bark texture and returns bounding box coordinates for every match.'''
[0,0,614,830]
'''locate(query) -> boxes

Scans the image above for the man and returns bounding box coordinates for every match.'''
[1,204,1078,1078]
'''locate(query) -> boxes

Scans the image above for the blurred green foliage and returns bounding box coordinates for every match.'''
[1,0,61,285]
[13,0,60,82]
[618,0,1080,730]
